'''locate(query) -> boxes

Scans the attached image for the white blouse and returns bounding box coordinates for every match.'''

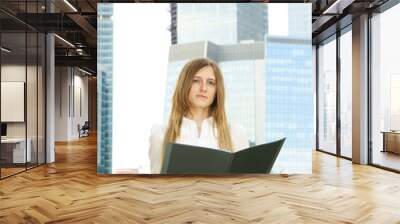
[148,116,249,174]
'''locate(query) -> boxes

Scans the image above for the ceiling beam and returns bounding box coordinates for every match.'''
[55,55,96,71]
[67,13,97,47]
[323,0,356,14]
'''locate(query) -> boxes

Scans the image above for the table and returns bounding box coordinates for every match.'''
[381,131,400,154]
[1,138,32,164]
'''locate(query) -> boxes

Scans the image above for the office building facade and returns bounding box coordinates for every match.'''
[97,3,114,174]
[173,3,268,45]
[265,36,313,173]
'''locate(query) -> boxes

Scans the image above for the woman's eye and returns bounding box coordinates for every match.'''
[193,79,200,83]
[208,81,216,85]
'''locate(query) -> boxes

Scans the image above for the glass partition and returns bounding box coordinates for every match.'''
[0,1,46,179]
[1,31,28,178]
[371,4,400,171]
[27,30,38,169]
[38,32,45,165]
[339,28,352,158]
[317,36,337,155]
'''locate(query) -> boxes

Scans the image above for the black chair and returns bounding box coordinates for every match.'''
[79,121,90,138]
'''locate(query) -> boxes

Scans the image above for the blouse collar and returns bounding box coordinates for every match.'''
[182,116,213,127]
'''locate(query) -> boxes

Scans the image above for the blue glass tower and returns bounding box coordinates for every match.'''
[97,3,113,174]
[175,3,268,45]
[265,36,313,173]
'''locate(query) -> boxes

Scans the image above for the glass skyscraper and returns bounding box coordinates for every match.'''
[265,4,312,173]
[288,4,311,39]
[265,36,313,173]
[219,59,266,145]
[175,3,268,45]
[97,4,113,174]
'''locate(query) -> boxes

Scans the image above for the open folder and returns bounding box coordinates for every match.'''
[161,138,285,174]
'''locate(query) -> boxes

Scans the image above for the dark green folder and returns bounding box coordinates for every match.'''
[160,138,285,174]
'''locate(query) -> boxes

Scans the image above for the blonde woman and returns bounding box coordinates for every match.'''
[149,58,249,174]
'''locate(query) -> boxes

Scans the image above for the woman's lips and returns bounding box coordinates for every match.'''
[196,95,208,99]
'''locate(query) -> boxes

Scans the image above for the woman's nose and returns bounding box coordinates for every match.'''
[200,81,207,92]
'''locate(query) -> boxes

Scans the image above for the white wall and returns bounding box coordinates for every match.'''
[55,67,89,141]
[55,67,69,141]
[1,65,38,138]
[72,73,89,138]
[112,4,170,173]
[1,66,26,132]
[1,64,46,163]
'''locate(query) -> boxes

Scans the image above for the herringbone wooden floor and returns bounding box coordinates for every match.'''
[1,134,400,223]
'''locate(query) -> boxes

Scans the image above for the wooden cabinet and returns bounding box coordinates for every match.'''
[382,132,400,154]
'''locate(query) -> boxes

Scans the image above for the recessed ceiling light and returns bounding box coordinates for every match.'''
[63,0,78,12]
[1,47,11,53]
[322,0,354,15]
[54,34,75,48]
[78,67,92,76]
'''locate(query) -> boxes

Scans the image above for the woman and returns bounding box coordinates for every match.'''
[149,58,249,174]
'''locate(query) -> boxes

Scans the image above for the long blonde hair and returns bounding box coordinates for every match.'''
[162,58,233,158]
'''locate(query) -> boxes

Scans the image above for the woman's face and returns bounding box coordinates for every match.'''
[188,65,217,110]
